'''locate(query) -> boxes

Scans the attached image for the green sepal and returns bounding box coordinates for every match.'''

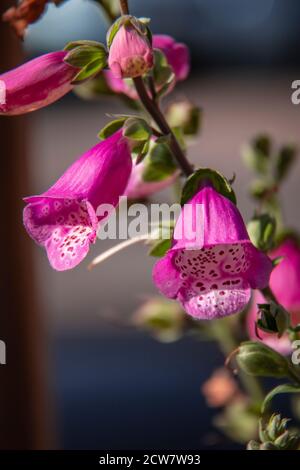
[142,139,177,182]
[98,117,127,140]
[148,238,172,257]
[181,168,236,206]
[123,117,152,142]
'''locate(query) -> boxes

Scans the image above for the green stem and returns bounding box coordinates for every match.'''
[119,0,129,15]
[261,286,278,304]
[118,0,193,177]
[133,77,193,176]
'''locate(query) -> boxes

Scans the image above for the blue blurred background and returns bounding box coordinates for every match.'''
[1,0,300,450]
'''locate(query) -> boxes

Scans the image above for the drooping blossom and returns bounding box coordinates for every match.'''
[153,183,272,320]
[247,238,300,354]
[125,161,179,200]
[104,34,190,99]
[108,24,153,79]
[0,51,78,115]
[23,131,132,271]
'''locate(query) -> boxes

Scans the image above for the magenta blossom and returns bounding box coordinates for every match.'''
[0,51,78,116]
[108,24,153,79]
[247,238,300,354]
[125,161,179,200]
[23,132,132,271]
[152,34,190,81]
[104,34,190,99]
[153,184,272,320]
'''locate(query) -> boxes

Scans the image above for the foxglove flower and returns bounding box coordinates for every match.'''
[0,51,78,115]
[104,34,189,99]
[23,131,132,271]
[152,34,190,81]
[108,24,153,79]
[125,161,179,200]
[247,238,300,353]
[153,184,272,320]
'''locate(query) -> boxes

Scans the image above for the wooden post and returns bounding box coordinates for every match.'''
[0,4,53,449]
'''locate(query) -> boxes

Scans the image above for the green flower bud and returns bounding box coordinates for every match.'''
[247,214,276,252]
[257,301,290,337]
[236,341,290,378]
[132,297,185,342]
[166,101,202,136]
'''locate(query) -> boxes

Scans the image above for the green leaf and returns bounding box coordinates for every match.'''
[64,40,105,51]
[172,126,186,151]
[153,49,175,89]
[247,214,276,252]
[262,384,300,414]
[98,118,127,140]
[272,256,283,267]
[142,141,177,182]
[275,144,297,183]
[71,59,105,84]
[242,134,271,175]
[148,238,172,257]
[123,117,152,142]
[181,168,236,206]
[106,16,125,48]
[64,44,107,68]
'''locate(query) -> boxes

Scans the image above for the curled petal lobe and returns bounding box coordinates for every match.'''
[0,51,78,115]
[153,185,272,320]
[23,131,132,270]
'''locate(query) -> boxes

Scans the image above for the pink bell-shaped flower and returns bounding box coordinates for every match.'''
[0,51,78,115]
[23,131,132,271]
[153,184,273,320]
[152,34,190,81]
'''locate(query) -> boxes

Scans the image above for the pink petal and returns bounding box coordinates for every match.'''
[0,51,78,115]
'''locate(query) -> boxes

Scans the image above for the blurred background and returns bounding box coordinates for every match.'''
[0,0,300,450]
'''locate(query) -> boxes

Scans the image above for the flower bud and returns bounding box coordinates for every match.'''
[249,414,300,450]
[247,214,276,252]
[257,301,290,337]
[132,298,185,343]
[166,101,201,136]
[108,18,153,79]
[236,341,290,378]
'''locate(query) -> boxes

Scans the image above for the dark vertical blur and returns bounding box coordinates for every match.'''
[0,2,53,449]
